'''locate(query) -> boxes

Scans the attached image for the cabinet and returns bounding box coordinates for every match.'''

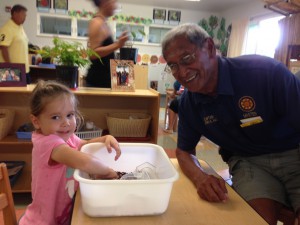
[37,13,89,39]
[0,86,160,193]
[112,21,173,46]
[37,13,173,44]
[148,26,171,44]
[116,23,145,42]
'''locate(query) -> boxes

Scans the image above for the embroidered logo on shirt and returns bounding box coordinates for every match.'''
[0,34,5,42]
[239,96,255,112]
[204,115,218,125]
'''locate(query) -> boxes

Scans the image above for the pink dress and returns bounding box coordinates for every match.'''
[19,133,82,225]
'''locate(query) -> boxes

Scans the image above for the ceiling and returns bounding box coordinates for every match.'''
[118,0,258,12]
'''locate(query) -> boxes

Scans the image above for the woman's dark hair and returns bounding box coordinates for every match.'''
[92,0,101,7]
[11,4,27,16]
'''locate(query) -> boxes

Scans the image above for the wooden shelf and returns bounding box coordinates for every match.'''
[0,135,32,145]
[0,86,160,193]
[11,169,32,193]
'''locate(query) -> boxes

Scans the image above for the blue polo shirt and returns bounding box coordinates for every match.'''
[178,55,300,162]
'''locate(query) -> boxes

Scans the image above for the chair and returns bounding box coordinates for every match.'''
[217,168,296,225]
[0,163,18,225]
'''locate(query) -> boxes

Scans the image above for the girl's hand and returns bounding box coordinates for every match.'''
[104,135,121,160]
[92,168,119,180]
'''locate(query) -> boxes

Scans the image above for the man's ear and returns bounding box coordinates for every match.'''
[30,114,40,130]
[205,38,217,58]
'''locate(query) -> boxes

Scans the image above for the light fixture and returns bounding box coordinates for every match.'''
[185,0,201,1]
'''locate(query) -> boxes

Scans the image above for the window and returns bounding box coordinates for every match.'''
[116,23,144,42]
[77,19,89,37]
[148,27,171,44]
[243,16,284,58]
[40,15,72,36]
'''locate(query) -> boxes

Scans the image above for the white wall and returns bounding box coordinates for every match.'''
[221,1,275,25]
[0,0,214,47]
[0,0,279,53]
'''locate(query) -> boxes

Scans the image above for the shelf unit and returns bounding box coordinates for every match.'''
[37,13,89,39]
[0,86,160,193]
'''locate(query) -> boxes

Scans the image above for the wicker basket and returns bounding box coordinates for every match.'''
[0,108,15,140]
[106,112,151,137]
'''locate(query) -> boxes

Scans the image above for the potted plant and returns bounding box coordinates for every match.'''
[37,37,100,88]
[120,29,145,64]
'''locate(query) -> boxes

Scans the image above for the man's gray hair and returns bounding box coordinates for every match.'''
[161,23,210,57]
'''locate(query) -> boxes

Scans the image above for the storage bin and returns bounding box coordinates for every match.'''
[106,112,151,137]
[0,108,15,140]
[74,143,179,217]
[16,123,34,140]
[16,132,32,140]
[75,129,103,140]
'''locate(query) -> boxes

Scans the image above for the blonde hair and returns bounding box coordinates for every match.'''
[30,80,83,130]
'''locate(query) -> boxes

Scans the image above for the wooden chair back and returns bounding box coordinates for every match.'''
[0,163,17,225]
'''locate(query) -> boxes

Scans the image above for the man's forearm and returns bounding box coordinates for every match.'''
[176,148,207,186]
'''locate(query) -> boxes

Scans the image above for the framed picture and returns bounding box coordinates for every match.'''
[168,10,181,23]
[36,0,51,9]
[110,59,135,92]
[153,8,166,23]
[0,63,26,87]
[54,0,68,11]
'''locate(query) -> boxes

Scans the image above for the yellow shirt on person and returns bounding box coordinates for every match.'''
[0,19,29,73]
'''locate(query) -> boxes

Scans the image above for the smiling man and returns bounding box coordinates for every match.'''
[162,23,300,225]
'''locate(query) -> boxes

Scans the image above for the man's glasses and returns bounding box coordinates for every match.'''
[164,49,197,75]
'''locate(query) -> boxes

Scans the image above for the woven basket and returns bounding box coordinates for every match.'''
[0,108,15,140]
[106,112,151,137]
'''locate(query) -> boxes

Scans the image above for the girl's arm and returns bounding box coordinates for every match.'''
[81,135,121,160]
[51,135,121,179]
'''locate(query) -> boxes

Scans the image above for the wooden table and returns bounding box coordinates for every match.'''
[71,159,267,225]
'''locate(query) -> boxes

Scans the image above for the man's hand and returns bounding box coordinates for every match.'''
[176,148,228,203]
[195,173,228,202]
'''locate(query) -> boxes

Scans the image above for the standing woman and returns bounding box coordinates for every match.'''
[86,0,128,88]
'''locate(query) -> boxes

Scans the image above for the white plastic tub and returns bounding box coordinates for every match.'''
[74,143,179,217]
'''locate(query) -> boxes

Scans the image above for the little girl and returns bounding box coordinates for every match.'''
[19,80,121,225]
